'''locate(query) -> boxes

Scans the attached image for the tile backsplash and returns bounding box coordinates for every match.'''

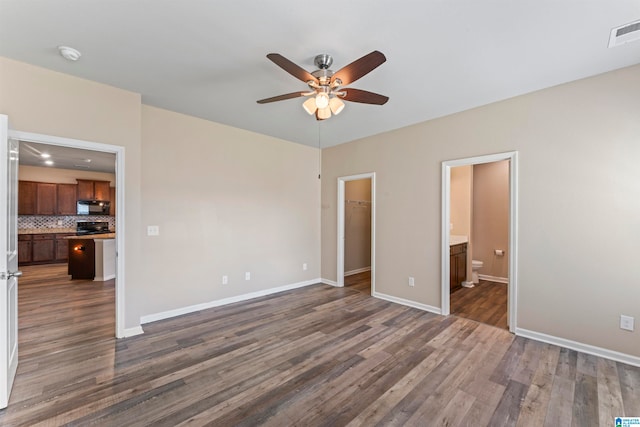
[19,215,115,230]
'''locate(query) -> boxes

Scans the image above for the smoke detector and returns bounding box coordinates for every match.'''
[58,46,82,61]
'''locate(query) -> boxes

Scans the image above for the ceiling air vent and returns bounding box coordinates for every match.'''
[608,19,640,48]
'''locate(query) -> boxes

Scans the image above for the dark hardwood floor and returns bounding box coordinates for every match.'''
[1,264,638,426]
[344,270,371,294]
[451,280,508,330]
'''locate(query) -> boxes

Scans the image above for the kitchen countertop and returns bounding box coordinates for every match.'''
[19,228,77,235]
[450,235,468,246]
[65,233,116,240]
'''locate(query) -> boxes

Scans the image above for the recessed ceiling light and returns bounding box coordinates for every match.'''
[40,153,51,158]
[58,46,82,61]
[44,160,54,166]
[83,158,92,163]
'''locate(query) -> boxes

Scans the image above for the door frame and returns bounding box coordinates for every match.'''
[9,129,127,338]
[337,173,375,292]
[0,116,19,408]
[441,151,518,332]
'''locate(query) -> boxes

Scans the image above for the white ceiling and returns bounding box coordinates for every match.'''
[1,1,639,148]
[19,141,116,173]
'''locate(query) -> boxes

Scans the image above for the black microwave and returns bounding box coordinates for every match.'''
[77,200,110,215]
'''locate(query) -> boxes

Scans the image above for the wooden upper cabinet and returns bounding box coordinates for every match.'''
[94,181,110,201]
[18,181,37,215]
[36,183,57,215]
[109,186,116,216]
[76,180,95,200]
[76,179,111,200]
[56,184,77,215]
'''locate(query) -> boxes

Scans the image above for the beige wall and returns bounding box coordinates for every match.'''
[0,57,143,329]
[1,57,320,330]
[19,165,115,186]
[450,165,473,280]
[140,106,320,316]
[344,179,371,273]
[472,161,509,279]
[450,165,472,238]
[322,64,640,357]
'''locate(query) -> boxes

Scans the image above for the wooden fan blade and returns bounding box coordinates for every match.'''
[341,88,389,105]
[257,92,308,104]
[267,53,318,84]
[331,51,386,86]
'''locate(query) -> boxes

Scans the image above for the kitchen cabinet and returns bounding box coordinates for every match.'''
[36,183,57,215]
[109,186,116,216]
[32,234,55,263]
[77,179,111,200]
[450,243,467,292]
[19,181,75,215]
[18,233,74,265]
[55,233,75,262]
[18,235,32,265]
[18,181,37,215]
[56,184,77,215]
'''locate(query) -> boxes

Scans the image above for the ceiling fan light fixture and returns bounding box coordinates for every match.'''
[317,106,331,120]
[329,97,345,115]
[302,97,317,115]
[315,92,329,109]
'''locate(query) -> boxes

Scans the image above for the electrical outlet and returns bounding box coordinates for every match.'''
[303,263,308,271]
[245,272,251,281]
[222,275,228,285]
[147,225,160,236]
[620,315,635,331]
[408,277,415,287]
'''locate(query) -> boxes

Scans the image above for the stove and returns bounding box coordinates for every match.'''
[76,221,110,236]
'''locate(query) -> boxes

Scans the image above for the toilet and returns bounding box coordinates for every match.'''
[471,260,483,284]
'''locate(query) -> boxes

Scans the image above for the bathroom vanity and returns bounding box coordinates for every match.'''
[450,242,467,291]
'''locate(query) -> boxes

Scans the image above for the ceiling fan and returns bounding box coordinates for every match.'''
[257,51,389,120]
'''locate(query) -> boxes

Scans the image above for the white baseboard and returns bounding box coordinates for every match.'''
[516,327,640,367]
[344,267,371,277]
[140,278,321,325]
[372,291,442,315]
[321,278,340,287]
[478,274,508,284]
[120,326,144,338]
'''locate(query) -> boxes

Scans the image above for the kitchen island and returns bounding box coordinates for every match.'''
[66,234,115,280]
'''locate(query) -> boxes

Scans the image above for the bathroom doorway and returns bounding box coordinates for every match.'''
[440,152,518,332]
[337,173,375,294]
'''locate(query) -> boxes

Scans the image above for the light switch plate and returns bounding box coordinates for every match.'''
[620,315,635,331]
[147,225,159,236]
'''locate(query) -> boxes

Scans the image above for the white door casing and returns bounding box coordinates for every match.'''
[337,173,376,292]
[8,129,128,338]
[441,151,518,332]
[0,115,19,409]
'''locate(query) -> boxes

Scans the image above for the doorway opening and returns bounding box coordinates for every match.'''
[337,173,375,294]
[441,152,518,332]
[9,129,125,338]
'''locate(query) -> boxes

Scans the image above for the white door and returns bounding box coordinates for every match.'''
[0,114,19,409]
